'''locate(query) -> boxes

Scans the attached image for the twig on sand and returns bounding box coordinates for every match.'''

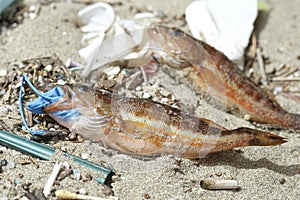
[55,190,118,200]
[256,48,268,86]
[271,77,300,82]
[43,162,63,197]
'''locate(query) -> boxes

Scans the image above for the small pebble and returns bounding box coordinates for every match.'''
[8,162,15,169]
[18,63,25,69]
[44,65,53,72]
[78,188,87,195]
[103,66,120,76]
[0,69,7,77]
[20,196,30,200]
[243,114,251,121]
[265,65,275,74]
[63,162,70,170]
[57,80,67,85]
[82,174,92,182]
[0,106,9,117]
[69,133,77,141]
[142,92,151,98]
[159,89,170,97]
[0,159,8,166]
[135,86,142,91]
[273,86,283,95]
[81,153,89,160]
[15,179,22,185]
[160,98,169,104]
[112,174,121,182]
[279,178,286,185]
[73,169,81,181]
[49,127,56,132]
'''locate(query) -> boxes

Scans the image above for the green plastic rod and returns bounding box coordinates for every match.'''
[0,130,113,184]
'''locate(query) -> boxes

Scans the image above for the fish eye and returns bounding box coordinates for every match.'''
[171,29,180,37]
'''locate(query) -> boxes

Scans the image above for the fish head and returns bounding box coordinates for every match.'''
[147,26,196,68]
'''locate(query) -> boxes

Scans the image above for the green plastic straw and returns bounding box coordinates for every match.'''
[0,0,14,14]
[0,130,113,184]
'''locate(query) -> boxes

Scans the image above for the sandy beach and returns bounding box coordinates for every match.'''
[0,0,299,199]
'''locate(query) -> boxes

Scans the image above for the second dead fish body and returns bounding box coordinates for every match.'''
[43,85,285,158]
[147,27,300,130]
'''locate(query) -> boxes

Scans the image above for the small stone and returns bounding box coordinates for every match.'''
[45,65,53,72]
[78,188,87,195]
[103,66,120,76]
[279,178,286,185]
[57,80,67,85]
[144,193,151,199]
[160,98,169,104]
[0,69,7,77]
[142,93,151,98]
[0,106,9,117]
[20,196,29,200]
[135,86,142,91]
[112,174,121,182]
[18,63,25,69]
[15,179,22,185]
[273,86,283,95]
[49,127,56,132]
[62,162,70,170]
[81,153,89,160]
[265,65,275,74]
[73,169,81,181]
[69,133,77,141]
[243,114,251,121]
[0,159,8,166]
[8,162,15,169]
[29,4,36,12]
[82,174,92,182]
[159,90,170,97]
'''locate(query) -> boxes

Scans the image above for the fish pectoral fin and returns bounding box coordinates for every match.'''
[69,115,112,140]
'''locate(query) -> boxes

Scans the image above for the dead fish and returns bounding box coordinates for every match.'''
[147,27,300,130]
[43,85,286,158]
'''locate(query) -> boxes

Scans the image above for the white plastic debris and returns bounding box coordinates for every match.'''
[185,0,258,68]
[0,0,14,15]
[77,2,115,32]
[77,3,158,78]
[77,2,115,59]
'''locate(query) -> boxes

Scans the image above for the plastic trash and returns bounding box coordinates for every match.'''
[19,74,80,135]
[0,0,15,15]
[0,129,113,184]
[77,2,159,79]
[185,0,258,68]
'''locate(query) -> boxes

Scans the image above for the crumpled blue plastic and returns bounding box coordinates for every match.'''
[27,87,64,114]
[19,74,79,135]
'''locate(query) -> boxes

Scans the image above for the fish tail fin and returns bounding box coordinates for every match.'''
[233,127,287,146]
